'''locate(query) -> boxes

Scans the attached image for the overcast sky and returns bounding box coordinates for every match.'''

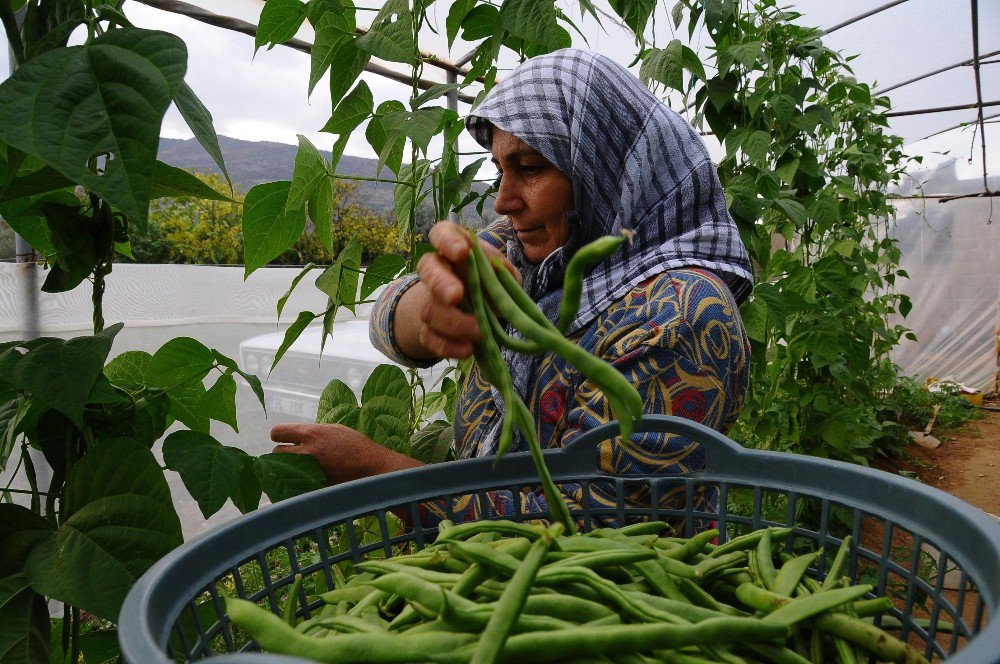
[2,0,997,189]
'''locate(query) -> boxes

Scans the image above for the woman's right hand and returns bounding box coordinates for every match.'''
[394,221,516,361]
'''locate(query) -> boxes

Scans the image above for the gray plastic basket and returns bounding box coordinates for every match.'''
[119,416,1000,663]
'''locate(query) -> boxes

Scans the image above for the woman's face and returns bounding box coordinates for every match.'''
[491,127,574,263]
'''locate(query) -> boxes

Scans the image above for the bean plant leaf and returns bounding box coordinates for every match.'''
[21,0,86,61]
[409,420,456,465]
[0,28,187,227]
[328,39,371,109]
[499,0,566,53]
[394,160,431,233]
[242,181,307,277]
[360,395,412,455]
[151,161,233,201]
[255,453,325,503]
[40,203,103,293]
[173,81,231,187]
[446,0,477,47]
[355,13,415,65]
[315,238,362,313]
[460,5,500,42]
[742,130,771,167]
[230,460,263,514]
[211,350,266,410]
[0,164,74,203]
[729,41,763,68]
[146,337,216,390]
[321,80,374,136]
[9,325,120,427]
[0,504,55,580]
[104,350,152,387]
[366,100,407,175]
[164,379,211,434]
[359,253,406,300]
[0,574,50,664]
[774,198,807,226]
[256,0,307,51]
[271,311,319,373]
[0,212,56,257]
[307,0,355,95]
[739,297,768,342]
[362,364,410,406]
[163,430,248,518]
[608,0,656,39]
[410,83,463,111]
[203,372,239,432]
[309,178,334,251]
[277,263,320,320]
[286,135,328,213]
[316,379,360,424]
[25,438,183,621]
[383,108,456,154]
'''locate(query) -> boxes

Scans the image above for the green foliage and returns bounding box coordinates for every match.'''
[666,0,914,463]
[888,377,983,433]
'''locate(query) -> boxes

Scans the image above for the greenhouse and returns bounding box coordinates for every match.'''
[0,1,998,662]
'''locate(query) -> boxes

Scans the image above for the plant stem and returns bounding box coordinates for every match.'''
[71,607,81,664]
[333,173,413,186]
[0,1,24,66]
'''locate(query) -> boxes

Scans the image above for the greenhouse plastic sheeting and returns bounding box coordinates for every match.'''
[890,165,1000,394]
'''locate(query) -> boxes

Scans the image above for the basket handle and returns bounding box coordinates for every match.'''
[539,414,746,476]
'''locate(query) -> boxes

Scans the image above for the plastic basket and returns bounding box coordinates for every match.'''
[119,416,1000,663]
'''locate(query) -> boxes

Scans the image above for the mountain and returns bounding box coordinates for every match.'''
[157,135,494,222]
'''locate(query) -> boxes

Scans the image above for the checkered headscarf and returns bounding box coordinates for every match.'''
[463,48,752,456]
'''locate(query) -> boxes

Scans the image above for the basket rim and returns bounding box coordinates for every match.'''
[119,415,1000,664]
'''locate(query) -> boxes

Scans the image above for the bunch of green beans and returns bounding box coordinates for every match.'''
[464,231,642,533]
[226,521,937,664]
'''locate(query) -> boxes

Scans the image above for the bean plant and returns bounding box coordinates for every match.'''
[0,0,917,662]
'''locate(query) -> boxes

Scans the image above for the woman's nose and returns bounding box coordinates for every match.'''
[493,177,523,216]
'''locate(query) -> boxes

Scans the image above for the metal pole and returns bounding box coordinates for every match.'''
[5,10,39,340]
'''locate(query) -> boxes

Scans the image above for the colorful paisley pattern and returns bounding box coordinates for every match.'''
[370,225,750,530]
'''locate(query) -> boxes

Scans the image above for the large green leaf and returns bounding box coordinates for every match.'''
[163,430,248,518]
[286,135,328,213]
[9,325,120,427]
[203,372,239,432]
[327,39,371,109]
[0,165,74,204]
[360,395,411,456]
[230,460,263,514]
[255,0,308,51]
[146,337,216,390]
[308,177,334,252]
[359,253,406,301]
[608,0,656,39]
[383,108,455,154]
[255,454,325,503]
[354,13,415,65]
[361,364,410,406]
[173,81,232,187]
[0,574,49,664]
[316,379,360,425]
[104,350,152,387]
[409,420,456,465]
[320,81,373,136]
[315,238,362,313]
[640,40,684,91]
[150,161,233,201]
[307,0,355,95]
[0,504,54,580]
[277,263,320,321]
[39,203,103,293]
[0,28,187,227]
[446,0,477,47]
[393,160,431,232]
[366,100,406,175]
[20,0,85,61]
[0,214,54,257]
[270,311,318,373]
[25,438,183,621]
[499,0,566,53]
[242,181,307,277]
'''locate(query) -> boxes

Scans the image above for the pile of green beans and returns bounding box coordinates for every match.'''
[226,521,936,663]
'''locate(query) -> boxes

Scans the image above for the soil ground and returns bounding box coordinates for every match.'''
[875,402,1000,519]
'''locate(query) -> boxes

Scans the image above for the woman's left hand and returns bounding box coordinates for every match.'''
[270,423,424,486]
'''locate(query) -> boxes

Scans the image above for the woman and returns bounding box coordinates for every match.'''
[273,49,752,524]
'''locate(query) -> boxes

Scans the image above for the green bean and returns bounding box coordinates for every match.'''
[450,541,522,575]
[851,596,893,617]
[620,589,733,623]
[472,527,558,664]
[735,583,873,626]
[868,615,955,633]
[660,529,719,561]
[708,527,795,558]
[557,234,626,333]
[822,536,852,590]
[813,611,931,664]
[616,520,674,536]
[486,304,543,355]
[227,597,478,663]
[436,520,545,543]
[480,249,643,439]
[545,548,656,571]
[319,585,376,605]
[299,615,384,635]
[772,550,821,597]
[520,593,617,623]
[675,577,725,612]
[744,643,812,664]
[755,530,778,590]
[692,551,747,580]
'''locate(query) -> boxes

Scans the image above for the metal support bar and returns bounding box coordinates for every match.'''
[885,99,1000,118]
[133,0,478,103]
[822,0,913,34]
[969,0,991,194]
[875,48,1000,95]
[918,111,1000,142]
